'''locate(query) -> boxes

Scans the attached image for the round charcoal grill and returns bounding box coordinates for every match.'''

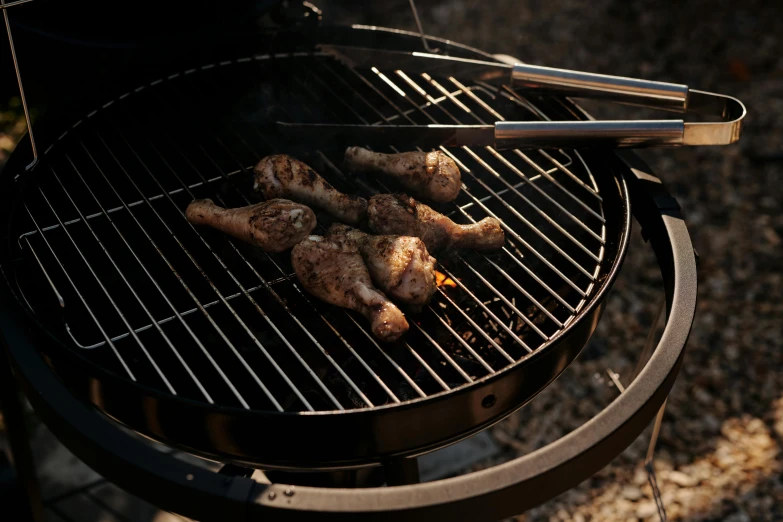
[0,21,696,522]
[2,29,625,467]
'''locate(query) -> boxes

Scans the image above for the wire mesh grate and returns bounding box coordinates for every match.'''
[13,53,606,413]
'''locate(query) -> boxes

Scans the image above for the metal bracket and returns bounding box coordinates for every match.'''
[639,295,669,522]
[632,296,666,382]
[645,400,668,522]
[408,0,438,53]
[2,0,38,171]
[607,293,669,522]
[0,0,33,9]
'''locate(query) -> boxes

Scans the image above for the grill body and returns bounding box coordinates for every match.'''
[0,26,630,468]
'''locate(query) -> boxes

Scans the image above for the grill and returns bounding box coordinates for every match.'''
[0,11,699,522]
[8,44,622,464]
[26,57,602,389]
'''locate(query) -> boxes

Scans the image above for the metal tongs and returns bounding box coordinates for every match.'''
[279,45,746,150]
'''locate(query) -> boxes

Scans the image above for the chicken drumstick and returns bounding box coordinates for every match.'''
[344,147,461,203]
[291,236,409,342]
[367,194,505,252]
[328,224,437,307]
[254,154,367,225]
[185,198,316,253]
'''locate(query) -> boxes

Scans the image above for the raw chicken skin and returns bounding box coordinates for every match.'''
[344,147,461,203]
[254,154,367,225]
[367,194,505,252]
[328,224,437,306]
[291,236,409,342]
[185,198,316,252]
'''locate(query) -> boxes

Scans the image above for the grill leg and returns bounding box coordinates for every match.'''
[0,345,44,522]
[645,400,668,522]
[383,456,420,486]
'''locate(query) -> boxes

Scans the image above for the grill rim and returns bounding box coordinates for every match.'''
[0,25,631,468]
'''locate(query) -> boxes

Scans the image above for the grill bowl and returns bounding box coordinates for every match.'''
[0,26,630,468]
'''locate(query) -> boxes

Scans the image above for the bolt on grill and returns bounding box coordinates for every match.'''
[14,52,607,413]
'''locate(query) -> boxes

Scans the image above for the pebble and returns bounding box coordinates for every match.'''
[667,470,698,487]
[703,414,721,433]
[633,468,649,485]
[725,510,751,522]
[635,501,658,519]
[621,486,643,501]
[693,386,713,405]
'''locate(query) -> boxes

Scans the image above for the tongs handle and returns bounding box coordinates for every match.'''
[494,120,683,150]
[512,64,688,112]
[506,64,746,148]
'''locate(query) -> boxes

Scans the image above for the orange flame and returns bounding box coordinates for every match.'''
[434,270,457,288]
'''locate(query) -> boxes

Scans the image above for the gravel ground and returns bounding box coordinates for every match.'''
[318,1,783,520]
[2,1,781,520]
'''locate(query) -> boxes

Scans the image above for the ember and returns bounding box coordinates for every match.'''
[434,270,457,288]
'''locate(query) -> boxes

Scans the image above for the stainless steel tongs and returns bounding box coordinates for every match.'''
[279,45,746,150]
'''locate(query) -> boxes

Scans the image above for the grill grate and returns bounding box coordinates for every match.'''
[13,52,606,413]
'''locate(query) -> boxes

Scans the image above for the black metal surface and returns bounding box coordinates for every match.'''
[318,44,513,82]
[381,457,420,487]
[0,26,627,468]
[277,122,498,149]
[0,144,695,521]
[0,343,44,522]
[1,1,301,119]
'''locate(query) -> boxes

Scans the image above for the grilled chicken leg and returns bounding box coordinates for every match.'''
[344,147,461,203]
[291,236,409,342]
[254,154,368,225]
[185,198,316,253]
[328,224,437,306]
[367,194,505,252]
